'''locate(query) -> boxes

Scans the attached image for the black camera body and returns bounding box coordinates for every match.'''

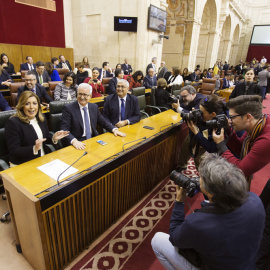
[168,95,180,104]
[181,109,202,124]
[170,171,200,198]
[206,114,228,135]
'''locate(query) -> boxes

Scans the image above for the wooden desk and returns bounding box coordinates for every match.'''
[2,110,187,270]
[219,88,233,102]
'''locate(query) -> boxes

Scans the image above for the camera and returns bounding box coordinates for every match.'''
[181,109,202,124]
[206,114,228,135]
[92,79,98,83]
[170,171,200,198]
[168,95,180,104]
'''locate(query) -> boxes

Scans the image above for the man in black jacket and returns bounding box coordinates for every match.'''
[108,68,124,95]
[58,55,72,71]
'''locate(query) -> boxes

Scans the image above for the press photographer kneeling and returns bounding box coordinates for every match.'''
[151,154,265,270]
[172,89,228,171]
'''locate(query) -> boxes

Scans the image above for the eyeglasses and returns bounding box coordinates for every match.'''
[228,114,244,120]
[78,93,90,97]
[25,79,35,82]
[180,93,190,99]
[116,85,127,89]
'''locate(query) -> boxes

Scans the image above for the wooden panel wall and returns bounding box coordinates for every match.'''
[0,43,74,72]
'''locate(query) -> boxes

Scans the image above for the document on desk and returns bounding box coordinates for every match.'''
[37,159,79,181]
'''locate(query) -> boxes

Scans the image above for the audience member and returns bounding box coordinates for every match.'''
[152,154,265,270]
[258,65,269,99]
[213,63,219,76]
[200,69,207,79]
[0,53,16,75]
[82,56,90,68]
[155,78,171,109]
[20,56,36,71]
[190,68,200,82]
[103,79,140,127]
[207,68,213,78]
[213,95,270,187]
[121,58,133,75]
[0,65,13,89]
[108,68,124,95]
[17,71,52,104]
[83,67,105,97]
[33,61,51,87]
[222,74,230,89]
[76,63,88,84]
[214,74,220,92]
[5,91,68,165]
[182,68,190,81]
[98,62,113,80]
[58,55,72,71]
[146,57,157,74]
[228,74,235,87]
[261,56,267,64]
[167,67,183,91]
[113,64,122,76]
[223,61,229,75]
[230,68,262,99]
[54,72,78,101]
[254,64,263,76]
[0,92,12,111]
[60,83,126,150]
[51,57,60,68]
[143,68,157,89]
[157,61,168,79]
[129,70,143,90]
[45,62,61,81]
[235,61,243,75]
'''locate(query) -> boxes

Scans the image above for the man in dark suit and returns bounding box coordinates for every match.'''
[190,69,201,82]
[146,57,157,74]
[157,61,168,79]
[222,74,230,89]
[20,56,36,72]
[17,72,52,104]
[235,61,243,75]
[223,61,229,75]
[121,58,133,75]
[58,55,72,71]
[103,79,140,128]
[98,62,113,80]
[33,61,51,87]
[51,57,60,68]
[108,68,124,95]
[143,68,157,89]
[60,83,126,150]
[0,92,12,111]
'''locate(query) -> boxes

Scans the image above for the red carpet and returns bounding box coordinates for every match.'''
[71,95,270,270]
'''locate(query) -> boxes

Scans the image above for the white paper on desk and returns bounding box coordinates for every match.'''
[37,159,79,181]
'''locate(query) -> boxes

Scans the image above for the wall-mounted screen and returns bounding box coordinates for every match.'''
[148,4,167,32]
[250,25,270,45]
[114,16,138,32]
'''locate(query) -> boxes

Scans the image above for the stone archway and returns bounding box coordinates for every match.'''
[217,15,231,62]
[195,0,217,69]
[229,24,240,65]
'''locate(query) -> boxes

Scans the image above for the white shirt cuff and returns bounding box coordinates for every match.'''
[33,146,38,155]
[177,106,183,113]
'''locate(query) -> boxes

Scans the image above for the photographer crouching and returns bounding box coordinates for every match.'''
[172,87,228,171]
[151,154,265,270]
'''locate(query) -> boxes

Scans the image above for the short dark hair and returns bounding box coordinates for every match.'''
[51,57,58,64]
[263,65,268,70]
[115,68,123,78]
[102,62,109,68]
[77,63,84,69]
[172,67,180,76]
[59,55,63,60]
[63,72,76,87]
[36,61,45,67]
[199,154,248,212]
[26,56,31,60]
[200,94,227,114]
[227,95,263,119]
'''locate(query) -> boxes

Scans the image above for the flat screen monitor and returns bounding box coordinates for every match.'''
[114,16,138,32]
[148,4,167,32]
[250,25,270,45]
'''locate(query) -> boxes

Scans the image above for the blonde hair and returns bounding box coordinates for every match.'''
[14,91,44,124]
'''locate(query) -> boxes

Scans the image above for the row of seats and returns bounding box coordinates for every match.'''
[20,68,70,81]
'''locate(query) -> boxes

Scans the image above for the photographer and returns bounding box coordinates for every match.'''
[151,154,265,270]
[213,95,270,187]
[175,94,227,171]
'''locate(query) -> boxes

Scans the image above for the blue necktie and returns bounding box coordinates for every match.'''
[121,98,125,121]
[83,107,91,139]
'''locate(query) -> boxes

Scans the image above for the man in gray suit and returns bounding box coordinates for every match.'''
[258,66,269,99]
[157,61,168,79]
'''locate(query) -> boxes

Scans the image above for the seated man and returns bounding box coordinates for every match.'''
[190,68,201,82]
[17,71,52,104]
[20,56,36,71]
[143,68,157,89]
[58,55,72,71]
[213,95,270,187]
[108,68,124,95]
[0,92,12,111]
[98,62,113,80]
[60,83,126,150]
[222,74,230,89]
[121,58,133,75]
[33,61,51,87]
[51,57,60,68]
[152,154,265,270]
[103,79,140,128]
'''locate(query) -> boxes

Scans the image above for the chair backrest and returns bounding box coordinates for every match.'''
[0,110,16,164]
[137,95,147,111]
[10,82,25,107]
[171,84,182,94]
[102,77,113,94]
[132,87,145,97]
[55,68,69,80]
[48,81,62,99]
[21,70,28,81]
[49,100,75,132]
[198,82,215,96]
[150,87,156,106]
[202,78,216,84]
[173,89,181,96]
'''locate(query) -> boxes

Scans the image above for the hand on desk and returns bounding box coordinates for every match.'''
[72,139,86,150]
[115,120,127,128]
[113,130,126,137]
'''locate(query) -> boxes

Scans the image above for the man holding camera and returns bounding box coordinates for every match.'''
[213,95,270,186]
[152,154,265,270]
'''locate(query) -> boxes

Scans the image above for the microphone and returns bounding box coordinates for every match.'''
[57,151,88,186]
[160,123,173,132]
[122,137,147,151]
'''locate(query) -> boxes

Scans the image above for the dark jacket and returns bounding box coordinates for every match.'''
[180,93,205,113]
[58,60,72,71]
[98,69,113,80]
[155,88,171,109]
[121,64,133,75]
[20,63,36,72]
[17,84,53,104]
[108,77,118,95]
[222,78,230,89]
[0,70,14,89]
[103,93,140,125]
[33,69,51,84]
[157,66,168,79]
[5,116,53,165]
[190,72,200,82]
[143,74,157,89]
[229,82,262,99]
[0,92,12,111]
